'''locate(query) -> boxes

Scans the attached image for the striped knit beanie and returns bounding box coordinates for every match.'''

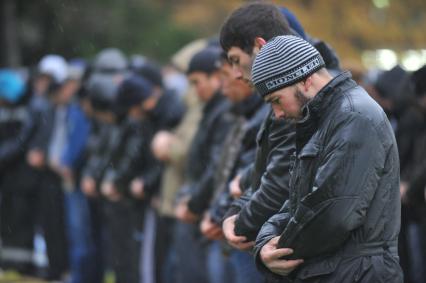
[252,35,325,97]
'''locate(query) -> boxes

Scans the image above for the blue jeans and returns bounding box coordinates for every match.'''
[207,241,233,283]
[65,191,104,283]
[174,222,209,283]
[229,249,264,283]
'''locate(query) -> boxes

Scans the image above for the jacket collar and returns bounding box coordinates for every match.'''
[304,71,355,120]
[295,71,356,152]
[203,91,225,115]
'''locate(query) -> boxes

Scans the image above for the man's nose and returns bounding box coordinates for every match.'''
[232,65,243,80]
[272,104,284,118]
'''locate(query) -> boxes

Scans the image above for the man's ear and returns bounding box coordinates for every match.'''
[253,37,267,55]
[299,76,313,93]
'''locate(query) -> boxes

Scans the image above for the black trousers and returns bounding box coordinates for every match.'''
[103,198,142,283]
[36,170,68,279]
[0,163,41,273]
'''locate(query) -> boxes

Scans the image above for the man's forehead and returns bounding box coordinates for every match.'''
[227,47,244,58]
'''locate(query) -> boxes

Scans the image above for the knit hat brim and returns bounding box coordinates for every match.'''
[252,35,325,98]
[255,54,325,97]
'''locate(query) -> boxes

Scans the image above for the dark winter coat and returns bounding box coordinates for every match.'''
[254,72,402,283]
[81,120,120,184]
[28,95,54,152]
[0,104,37,194]
[183,92,231,211]
[397,106,426,208]
[103,118,161,197]
[187,93,268,219]
[223,108,295,240]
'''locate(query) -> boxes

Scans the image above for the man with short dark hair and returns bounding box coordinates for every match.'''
[220,2,292,82]
[219,2,296,252]
[173,47,232,283]
[253,35,403,283]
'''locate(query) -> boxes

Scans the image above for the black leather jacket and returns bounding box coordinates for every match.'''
[202,94,269,222]
[255,72,402,282]
[0,104,35,169]
[0,103,39,195]
[102,118,161,197]
[82,120,119,184]
[224,108,295,240]
[184,92,232,212]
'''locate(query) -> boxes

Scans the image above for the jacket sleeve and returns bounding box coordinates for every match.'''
[233,120,295,240]
[103,130,146,192]
[139,155,162,197]
[0,110,35,166]
[276,113,389,260]
[253,200,292,279]
[61,105,91,169]
[81,127,106,181]
[187,112,233,215]
[28,102,53,152]
[209,189,234,224]
[238,164,254,192]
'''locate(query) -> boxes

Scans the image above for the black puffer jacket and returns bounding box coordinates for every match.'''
[223,108,295,241]
[255,72,402,283]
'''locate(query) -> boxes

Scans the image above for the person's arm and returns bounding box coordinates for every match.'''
[28,100,53,153]
[233,119,295,240]
[61,105,91,169]
[0,114,34,166]
[187,111,233,215]
[238,164,254,192]
[103,128,145,193]
[253,201,299,280]
[186,167,216,215]
[138,150,162,198]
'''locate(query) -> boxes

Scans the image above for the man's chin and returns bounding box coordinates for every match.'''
[274,114,299,123]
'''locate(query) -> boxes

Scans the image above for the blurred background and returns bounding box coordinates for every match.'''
[0,1,426,283]
[1,0,425,70]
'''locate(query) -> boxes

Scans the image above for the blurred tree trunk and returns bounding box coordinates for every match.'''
[0,0,21,67]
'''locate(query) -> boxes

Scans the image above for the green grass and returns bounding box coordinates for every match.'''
[0,270,116,283]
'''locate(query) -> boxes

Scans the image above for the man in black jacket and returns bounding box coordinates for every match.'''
[396,66,426,283]
[219,1,296,252]
[199,54,269,283]
[99,75,160,283]
[252,35,402,282]
[0,70,36,274]
[173,47,232,283]
[220,1,342,252]
[131,58,185,132]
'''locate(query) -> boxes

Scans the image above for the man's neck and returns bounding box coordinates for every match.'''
[309,72,334,99]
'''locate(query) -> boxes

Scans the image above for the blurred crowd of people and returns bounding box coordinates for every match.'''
[0,2,425,283]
